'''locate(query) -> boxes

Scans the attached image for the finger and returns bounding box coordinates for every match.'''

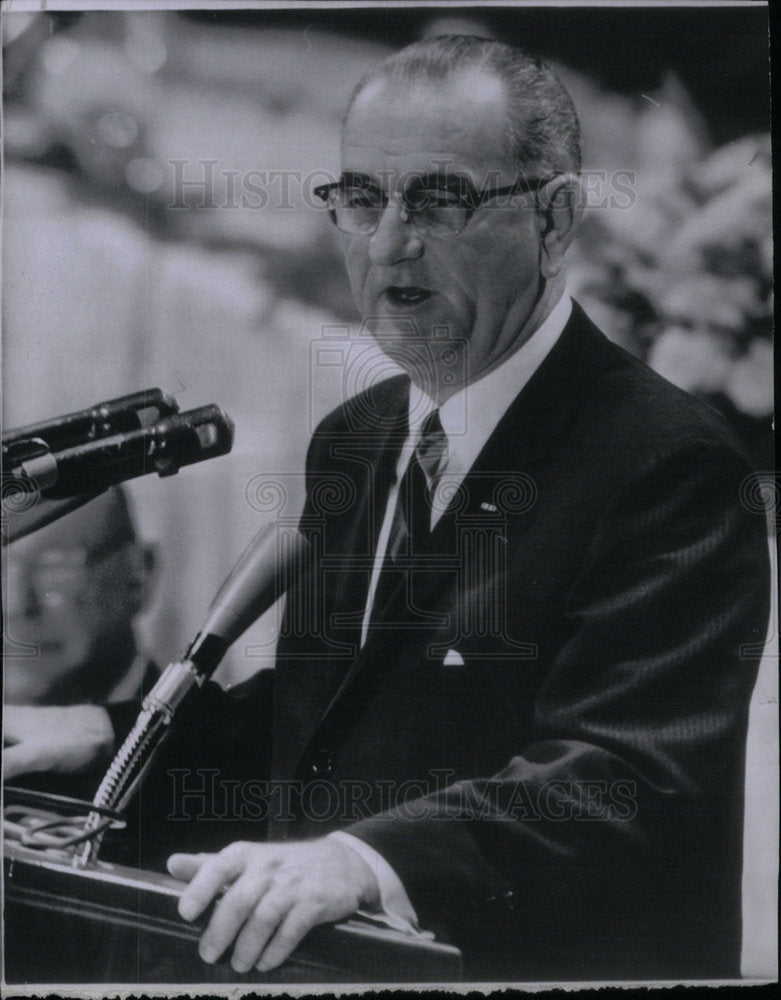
[167,852,210,881]
[230,889,293,974]
[255,901,323,973]
[178,849,245,923]
[198,871,271,965]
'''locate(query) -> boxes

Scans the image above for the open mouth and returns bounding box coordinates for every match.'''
[384,286,434,308]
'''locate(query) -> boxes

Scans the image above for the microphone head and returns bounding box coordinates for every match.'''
[2,388,179,451]
[198,524,310,648]
[149,405,235,478]
[13,404,235,498]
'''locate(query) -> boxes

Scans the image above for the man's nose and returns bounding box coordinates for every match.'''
[368,199,424,266]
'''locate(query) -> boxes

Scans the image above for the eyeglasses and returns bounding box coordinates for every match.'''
[314,172,557,238]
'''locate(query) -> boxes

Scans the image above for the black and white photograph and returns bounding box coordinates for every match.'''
[1,0,776,990]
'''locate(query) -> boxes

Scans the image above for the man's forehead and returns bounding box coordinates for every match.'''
[341,68,512,178]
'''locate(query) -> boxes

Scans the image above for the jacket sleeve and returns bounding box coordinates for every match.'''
[344,438,770,978]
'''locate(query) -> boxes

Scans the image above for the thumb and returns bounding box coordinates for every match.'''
[167,852,209,881]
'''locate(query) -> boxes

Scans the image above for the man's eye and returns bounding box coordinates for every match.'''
[406,189,461,211]
[341,188,384,209]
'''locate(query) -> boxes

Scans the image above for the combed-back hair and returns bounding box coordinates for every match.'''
[345,35,581,174]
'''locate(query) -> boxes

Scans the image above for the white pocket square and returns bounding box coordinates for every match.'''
[443,649,465,666]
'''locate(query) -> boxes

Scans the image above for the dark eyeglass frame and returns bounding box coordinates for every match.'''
[313,171,559,237]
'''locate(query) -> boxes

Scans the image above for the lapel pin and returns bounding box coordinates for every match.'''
[480,501,498,512]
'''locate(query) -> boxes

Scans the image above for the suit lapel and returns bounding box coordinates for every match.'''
[321,378,409,645]
[271,377,410,782]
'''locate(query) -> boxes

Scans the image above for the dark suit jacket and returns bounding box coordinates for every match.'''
[114,304,770,981]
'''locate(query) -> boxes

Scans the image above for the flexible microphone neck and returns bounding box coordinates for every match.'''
[80,523,309,865]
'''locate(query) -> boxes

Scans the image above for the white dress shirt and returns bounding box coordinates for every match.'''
[331,289,573,933]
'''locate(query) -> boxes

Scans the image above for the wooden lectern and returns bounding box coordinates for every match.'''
[4,843,462,984]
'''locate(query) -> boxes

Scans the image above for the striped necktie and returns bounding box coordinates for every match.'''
[371,410,448,622]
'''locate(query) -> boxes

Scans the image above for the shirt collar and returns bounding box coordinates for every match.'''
[407,287,572,473]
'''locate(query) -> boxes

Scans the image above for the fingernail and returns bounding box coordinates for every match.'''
[232,958,252,974]
[179,902,197,921]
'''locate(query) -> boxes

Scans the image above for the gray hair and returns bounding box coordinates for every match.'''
[345,35,581,174]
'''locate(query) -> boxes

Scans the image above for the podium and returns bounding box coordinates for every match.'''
[4,843,462,984]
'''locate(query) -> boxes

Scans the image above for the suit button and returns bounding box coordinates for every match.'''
[310,748,335,776]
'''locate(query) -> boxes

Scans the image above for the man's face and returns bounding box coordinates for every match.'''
[340,69,545,391]
[2,527,140,705]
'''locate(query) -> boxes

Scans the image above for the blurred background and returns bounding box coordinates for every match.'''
[1,5,775,975]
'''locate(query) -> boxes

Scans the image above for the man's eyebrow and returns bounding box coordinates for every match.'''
[338,171,382,189]
[338,170,475,190]
[407,171,468,187]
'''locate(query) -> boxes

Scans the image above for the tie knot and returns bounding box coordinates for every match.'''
[416,409,448,485]
[420,409,443,440]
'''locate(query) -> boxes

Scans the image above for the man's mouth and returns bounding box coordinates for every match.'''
[383,286,434,308]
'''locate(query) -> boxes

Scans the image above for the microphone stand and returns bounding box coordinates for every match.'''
[75,647,219,868]
[74,523,308,868]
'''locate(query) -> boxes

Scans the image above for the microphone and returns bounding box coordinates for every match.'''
[139,521,308,719]
[6,404,234,499]
[123,522,307,739]
[184,522,310,677]
[2,388,179,453]
[137,521,308,721]
[81,524,310,860]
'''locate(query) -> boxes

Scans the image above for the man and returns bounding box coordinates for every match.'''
[3,487,158,788]
[3,37,770,981]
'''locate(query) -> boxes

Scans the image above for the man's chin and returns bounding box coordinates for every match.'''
[369,333,434,380]
[368,309,455,347]
[371,341,470,401]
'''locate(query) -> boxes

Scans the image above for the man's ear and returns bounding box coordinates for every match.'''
[537,173,584,279]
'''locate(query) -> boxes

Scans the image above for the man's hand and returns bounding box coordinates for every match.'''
[3,704,114,780]
[168,838,381,974]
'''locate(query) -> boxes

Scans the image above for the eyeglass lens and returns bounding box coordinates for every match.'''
[328,184,470,237]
